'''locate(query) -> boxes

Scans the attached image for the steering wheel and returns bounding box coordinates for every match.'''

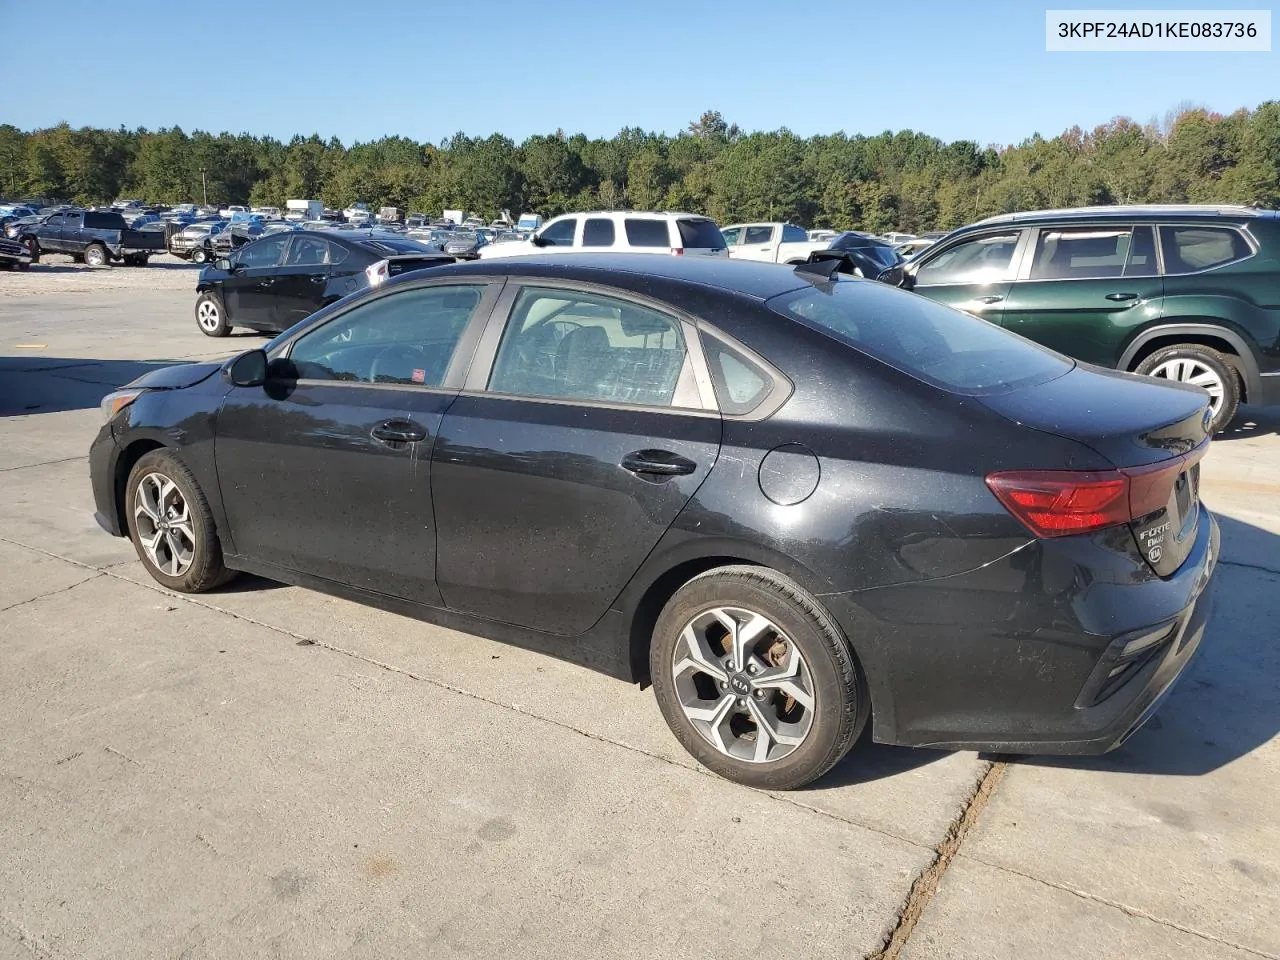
[516,319,581,376]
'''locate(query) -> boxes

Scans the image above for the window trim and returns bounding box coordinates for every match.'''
[269,276,507,392]
[1154,222,1257,277]
[462,277,720,413]
[913,229,1029,288]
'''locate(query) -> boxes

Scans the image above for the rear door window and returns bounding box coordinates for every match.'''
[1159,225,1252,273]
[677,218,727,249]
[916,232,1021,285]
[582,218,616,247]
[743,225,774,244]
[1028,226,1132,280]
[1124,226,1156,276]
[487,286,696,407]
[623,219,671,248]
[768,280,1071,395]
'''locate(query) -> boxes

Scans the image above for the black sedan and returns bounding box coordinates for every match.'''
[91,255,1218,788]
[193,230,451,337]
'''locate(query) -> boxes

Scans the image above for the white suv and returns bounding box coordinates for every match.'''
[478,211,728,259]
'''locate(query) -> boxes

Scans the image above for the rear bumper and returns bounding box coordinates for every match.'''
[834,510,1221,754]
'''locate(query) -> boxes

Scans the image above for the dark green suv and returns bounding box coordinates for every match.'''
[898,205,1280,432]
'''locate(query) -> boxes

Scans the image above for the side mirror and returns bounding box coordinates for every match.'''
[224,349,268,387]
[215,257,234,271]
[901,261,919,290]
[529,233,548,247]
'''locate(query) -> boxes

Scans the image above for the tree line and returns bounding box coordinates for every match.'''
[2,104,1277,232]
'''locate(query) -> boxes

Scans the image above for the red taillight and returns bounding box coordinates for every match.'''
[670,247,684,256]
[987,444,1206,538]
[986,470,1130,537]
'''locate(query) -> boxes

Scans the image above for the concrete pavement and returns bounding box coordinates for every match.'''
[1,268,1276,958]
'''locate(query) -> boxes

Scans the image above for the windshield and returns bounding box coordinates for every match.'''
[767,280,1072,395]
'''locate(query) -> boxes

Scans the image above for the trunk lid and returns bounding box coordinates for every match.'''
[384,253,454,278]
[981,363,1211,576]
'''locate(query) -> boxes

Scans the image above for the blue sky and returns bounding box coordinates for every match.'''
[2,0,1274,146]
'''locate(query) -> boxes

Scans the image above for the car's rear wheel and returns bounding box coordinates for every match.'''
[650,565,868,789]
[84,243,108,267]
[190,246,208,264]
[195,292,230,337]
[125,449,236,593]
[1135,344,1239,433]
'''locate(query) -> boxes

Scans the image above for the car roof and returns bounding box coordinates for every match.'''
[549,211,711,221]
[391,253,813,302]
[973,204,1277,225]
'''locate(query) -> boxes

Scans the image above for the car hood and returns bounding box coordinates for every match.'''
[123,361,222,391]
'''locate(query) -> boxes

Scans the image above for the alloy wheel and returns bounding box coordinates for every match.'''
[197,300,221,332]
[672,606,815,763]
[1147,358,1224,414]
[85,247,106,266]
[133,472,196,577]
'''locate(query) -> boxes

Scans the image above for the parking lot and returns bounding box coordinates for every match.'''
[2,256,1278,960]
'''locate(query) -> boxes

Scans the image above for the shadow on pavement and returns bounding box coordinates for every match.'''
[1215,404,1280,442]
[0,356,184,415]
[1016,512,1280,778]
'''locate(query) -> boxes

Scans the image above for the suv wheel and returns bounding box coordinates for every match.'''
[650,565,868,789]
[1135,344,1240,433]
[190,247,208,264]
[84,243,108,267]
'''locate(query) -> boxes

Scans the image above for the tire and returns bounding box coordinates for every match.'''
[123,254,140,266]
[24,237,39,263]
[649,565,869,790]
[190,246,208,264]
[1134,344,1240,434]
[195,292,230,337]
[125,449,236,593]
[84,243,108,267]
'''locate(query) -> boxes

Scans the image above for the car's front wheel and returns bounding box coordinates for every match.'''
[195,292,230,337]
[125,449,236,593]
[190,247,208,264]
[1135,344,1240,433]
[650,565,868,789]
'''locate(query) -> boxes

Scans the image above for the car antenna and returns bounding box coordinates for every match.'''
[793,253,847,284]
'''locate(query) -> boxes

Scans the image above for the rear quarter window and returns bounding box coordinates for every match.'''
[1159,225,1252,273]
[84,212,125,230]
[677,218,727,249]
[767,281,1072,396]
[625,219,672,247]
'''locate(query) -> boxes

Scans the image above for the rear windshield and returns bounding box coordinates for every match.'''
[677,218,726,249]
[767,281,1072,395]
[357,238,432,254]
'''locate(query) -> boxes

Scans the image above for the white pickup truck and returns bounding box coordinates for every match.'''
[721,222,830,264]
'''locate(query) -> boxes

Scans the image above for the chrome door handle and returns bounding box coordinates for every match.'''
[974,295,1004,304]
[1105,292,1138,301]
[371,419,426,443]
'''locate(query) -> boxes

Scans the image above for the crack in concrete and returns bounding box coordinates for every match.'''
[1219,558,1280,578]
[0,456,88,473]
[961,853,1280,960]
[0,573,103,613]
[868,759,1007,960]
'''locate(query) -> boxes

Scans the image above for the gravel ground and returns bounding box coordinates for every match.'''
[1,252,202,296]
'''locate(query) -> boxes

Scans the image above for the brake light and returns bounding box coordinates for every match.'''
[670,247,684,256]
[365,259,389,286]
[987,444,1206,538]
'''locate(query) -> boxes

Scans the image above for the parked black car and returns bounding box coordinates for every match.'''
[15,209,167,265]
[93,255,1218,789]
[193,230,452,336]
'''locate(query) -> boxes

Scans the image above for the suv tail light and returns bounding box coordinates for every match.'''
[987,445,1206,538]
[669,247,684,256]
[365,259,390,286]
